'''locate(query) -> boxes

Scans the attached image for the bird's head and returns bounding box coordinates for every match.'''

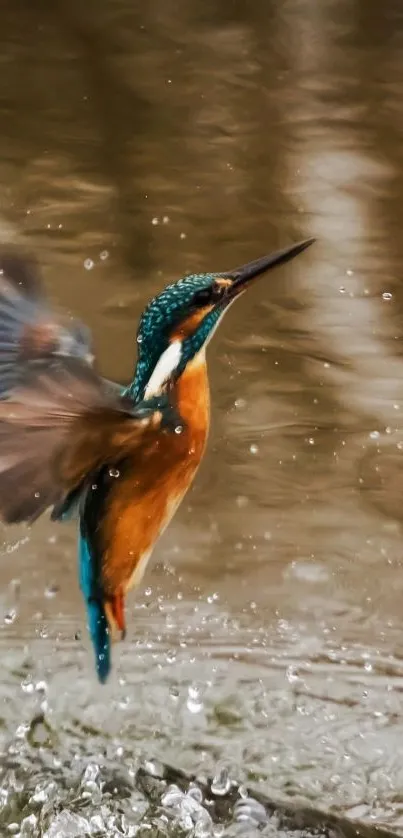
[130,238,315,402]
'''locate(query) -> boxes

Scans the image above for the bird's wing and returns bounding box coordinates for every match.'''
[0,356,181,525]
[0,253,94,397]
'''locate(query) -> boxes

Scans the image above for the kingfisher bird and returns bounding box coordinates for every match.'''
[0,238,314,681]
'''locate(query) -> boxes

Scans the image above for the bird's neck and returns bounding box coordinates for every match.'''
[172,348,210,435]
[130,342,210,438]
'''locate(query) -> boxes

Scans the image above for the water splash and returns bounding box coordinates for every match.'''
[161,784,213,837]
[211,765,231,796]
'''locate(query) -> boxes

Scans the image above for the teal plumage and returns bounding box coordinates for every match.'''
[79,533,110,683]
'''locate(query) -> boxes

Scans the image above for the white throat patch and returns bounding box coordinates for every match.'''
[144,340,183,398]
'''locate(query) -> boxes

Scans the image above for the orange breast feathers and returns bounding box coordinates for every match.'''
[100,352,210,596]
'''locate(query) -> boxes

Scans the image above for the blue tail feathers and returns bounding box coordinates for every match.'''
[86,598,111,684]
[78,533,111,683]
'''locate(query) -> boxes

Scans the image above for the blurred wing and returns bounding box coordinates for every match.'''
[0,252,94,397]
[0,359,104,523]
[0,357,178,524]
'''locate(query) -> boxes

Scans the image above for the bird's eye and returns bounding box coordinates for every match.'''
[193,283,226,307]
[193,288,213,306]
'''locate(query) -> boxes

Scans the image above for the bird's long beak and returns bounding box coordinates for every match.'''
[221,237,315,300]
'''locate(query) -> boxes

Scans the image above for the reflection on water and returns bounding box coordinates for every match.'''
[2,0,403,834]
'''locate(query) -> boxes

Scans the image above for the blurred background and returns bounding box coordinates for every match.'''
[3,0,403,835]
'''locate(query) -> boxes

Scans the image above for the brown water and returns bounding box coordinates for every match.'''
[2,0,403,835]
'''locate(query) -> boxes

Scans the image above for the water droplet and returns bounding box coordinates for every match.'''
[187,684,203,714]
[82,762,100,786]
[369,430,380,440]
[250,443,259,454]
[308,437,315,445]
[152,217,159,226]
[161,784,183,808]
[346,269,354,276]
[397,441,403,451]
[234,796,267,825]
[100,250,109,260]
[108,467,120,478]
[44,584,58,599]
[20,813,38,834]
[4,609,17,625]
[286,664,300,683]
[180,232,187,239]
[89,815,105,834]
[187,784,203,804]
[31,779,57,805]
[169,685,179,700]
[211,765,231,796]
[43,811,90,837]
[339,286,346,294]
[143,758,165,778]
[175,424,183,434]
[34,491,40,498]
[91,483,98,490]
[84,258,94,270]
[162,215,170,224]
[137,334,143,344]
[382,291,393,301]
[166,649,176,664]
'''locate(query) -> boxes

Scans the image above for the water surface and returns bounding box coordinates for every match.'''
[2,1,403,835]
